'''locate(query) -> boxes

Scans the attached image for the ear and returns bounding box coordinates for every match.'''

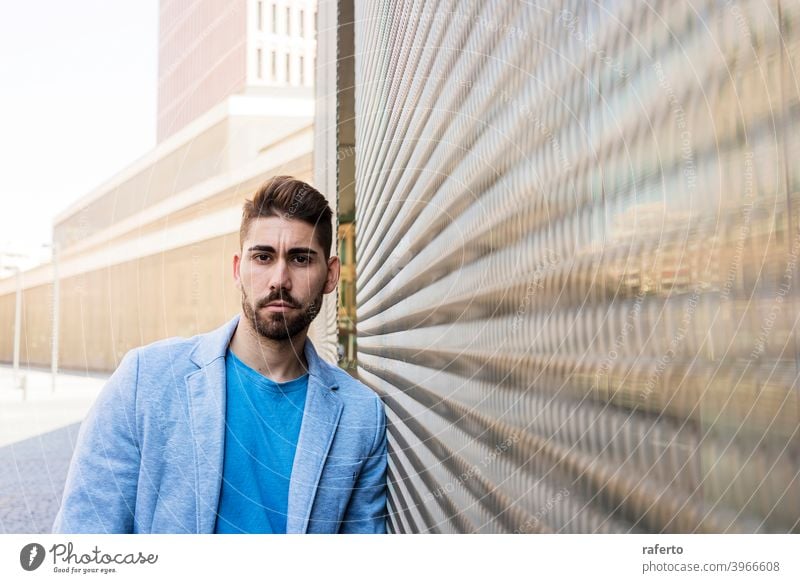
[233,251,242,291]
[323,255,341,294]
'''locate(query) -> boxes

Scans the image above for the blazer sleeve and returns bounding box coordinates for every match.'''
[338,394,389,533]
[52,349,142,533]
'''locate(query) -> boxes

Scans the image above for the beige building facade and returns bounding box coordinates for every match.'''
[0,94,315,371]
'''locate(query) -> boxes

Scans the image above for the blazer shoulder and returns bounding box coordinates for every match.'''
[327,364,383,405]
[133,332,204,373]
[137,335,194,357]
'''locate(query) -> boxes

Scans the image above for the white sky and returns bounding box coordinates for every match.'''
[0,0,158,261]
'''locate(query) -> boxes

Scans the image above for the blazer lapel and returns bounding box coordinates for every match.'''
[185,360,227,533]
[185,315,240,533]
[286,340,343,533]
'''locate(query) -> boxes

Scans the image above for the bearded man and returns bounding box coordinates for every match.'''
[53,176,388,534]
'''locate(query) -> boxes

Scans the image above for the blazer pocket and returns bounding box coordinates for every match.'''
[322,459,362,488]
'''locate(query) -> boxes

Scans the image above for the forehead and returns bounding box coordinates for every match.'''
[243,216,322,251]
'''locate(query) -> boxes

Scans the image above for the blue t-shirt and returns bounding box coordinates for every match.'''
[214,348,309,534]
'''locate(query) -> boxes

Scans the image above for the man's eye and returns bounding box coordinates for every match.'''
[254,254,271,262]
[293,255,311,264]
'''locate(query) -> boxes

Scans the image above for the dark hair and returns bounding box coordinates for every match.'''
[240,176,333,259]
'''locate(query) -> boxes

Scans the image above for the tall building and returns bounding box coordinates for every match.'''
[0,0,324,371]
[158,0,316,141]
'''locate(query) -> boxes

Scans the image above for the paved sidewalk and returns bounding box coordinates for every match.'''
[0,365,108,447]
[0,423,81,533]
[0,365,109,533]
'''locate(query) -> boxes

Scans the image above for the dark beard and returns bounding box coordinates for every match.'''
[241,287,323,341]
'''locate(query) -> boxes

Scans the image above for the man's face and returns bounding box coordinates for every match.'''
[234,216,339,341]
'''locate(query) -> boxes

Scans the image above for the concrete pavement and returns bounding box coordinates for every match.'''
[0,365,108,533]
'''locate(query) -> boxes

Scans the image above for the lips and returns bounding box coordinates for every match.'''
[262,300,297,312]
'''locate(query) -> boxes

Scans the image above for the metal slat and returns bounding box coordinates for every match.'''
[352,0,800,533]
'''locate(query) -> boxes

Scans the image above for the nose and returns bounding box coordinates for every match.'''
[268,257,292,292]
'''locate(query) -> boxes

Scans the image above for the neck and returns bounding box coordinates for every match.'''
[228,314,310,382]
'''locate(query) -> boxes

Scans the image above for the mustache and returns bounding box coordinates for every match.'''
[255,292,299,309]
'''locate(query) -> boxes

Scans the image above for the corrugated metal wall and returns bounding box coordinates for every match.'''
[352,0,800,533]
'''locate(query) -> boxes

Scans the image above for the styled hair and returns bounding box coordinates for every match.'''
[239,176,333,259]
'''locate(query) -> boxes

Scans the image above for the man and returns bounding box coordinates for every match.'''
[52,176,388,534]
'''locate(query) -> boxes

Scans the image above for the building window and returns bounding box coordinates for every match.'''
[271,50,277,81]
[256,48,263,79]
[299,55,305,85]
[271,3,277,33]
[257,0,263,31]
[299,9,305,37]
[286,53,291,83]
[286,6,291,35]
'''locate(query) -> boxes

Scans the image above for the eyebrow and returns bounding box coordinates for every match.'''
[247,245,318,255]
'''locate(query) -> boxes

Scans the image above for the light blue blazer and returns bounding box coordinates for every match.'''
[52,315,388,534]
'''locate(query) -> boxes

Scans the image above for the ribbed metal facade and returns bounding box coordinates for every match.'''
[353,0,800,532]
